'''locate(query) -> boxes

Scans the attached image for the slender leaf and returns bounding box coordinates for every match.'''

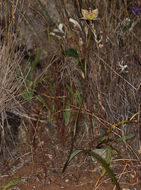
[76,89,82,105]
[51,104,55,126]
[63,48,78,58]
[83,122,89,134]
[65,149,120,190]
[24,57,30,76]
[2,178,20,190]
[66,84,82,105]
[26,51,40,84]
[100,147,117,177]
[117,133,135,142]
[49,82,56,96]
[68,149,83,163]
[64,100,71,126]
[73,119,77,138]
[37,95,49,110]
[36,0,55,27]
[20,51,41,100]
[84,150,120,190]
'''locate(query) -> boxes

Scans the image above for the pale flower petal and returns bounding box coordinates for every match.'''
[58,23,65,33]
[69,18,82,31]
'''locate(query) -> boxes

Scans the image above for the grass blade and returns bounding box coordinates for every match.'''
[117,133,135,142]
[85,150,120,190]
[36,0,55,27]
[64,100,71,126]
[37,95,49,110]
[63,149,120,190]
[66,84,82,105]
[63,48,78,58]
[2,178,20,190]
[26,51,40,83]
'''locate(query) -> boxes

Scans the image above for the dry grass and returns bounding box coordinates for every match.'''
[0,34,23,113]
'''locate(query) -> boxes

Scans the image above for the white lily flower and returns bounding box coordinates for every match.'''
[118,60,128,73]
[69,18,82,31]
[53,29,60,33]
[58,23,65,33]
[50,32,56,36]
[50,32,64,39]
[50,23,66,39]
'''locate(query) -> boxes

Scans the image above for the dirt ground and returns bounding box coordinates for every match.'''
[0,130,120,190]
[0,113,140,190]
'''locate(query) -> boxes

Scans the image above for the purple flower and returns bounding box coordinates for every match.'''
[131,5,141,16]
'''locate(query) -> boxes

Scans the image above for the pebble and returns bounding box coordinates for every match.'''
[65,179,69,183]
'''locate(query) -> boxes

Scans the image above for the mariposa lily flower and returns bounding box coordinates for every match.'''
[81,8,99,20]
[69,18,82,31]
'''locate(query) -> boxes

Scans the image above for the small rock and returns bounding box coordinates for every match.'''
[65,179,69,183]
[10,186,21,190]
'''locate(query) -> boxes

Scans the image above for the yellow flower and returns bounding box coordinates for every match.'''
[81,8,98,20]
